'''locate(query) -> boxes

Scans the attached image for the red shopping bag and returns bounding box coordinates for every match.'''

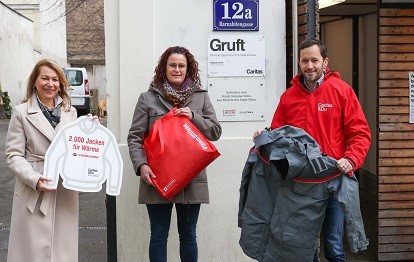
[143,108,220,200]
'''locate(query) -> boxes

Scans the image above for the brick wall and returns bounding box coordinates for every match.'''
[66,0,105,65]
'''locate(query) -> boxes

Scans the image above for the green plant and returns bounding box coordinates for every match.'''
[0,87,12,119]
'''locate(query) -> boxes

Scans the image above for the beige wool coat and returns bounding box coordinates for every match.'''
[127,85,222,204]
[5,94,78,262]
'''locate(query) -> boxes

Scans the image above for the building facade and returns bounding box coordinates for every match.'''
[106,1,414,261]
[0,0,67,107]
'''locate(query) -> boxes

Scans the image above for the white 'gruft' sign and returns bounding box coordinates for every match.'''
[207,34,265,77]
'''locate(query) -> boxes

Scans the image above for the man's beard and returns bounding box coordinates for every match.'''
[304,73,319,83]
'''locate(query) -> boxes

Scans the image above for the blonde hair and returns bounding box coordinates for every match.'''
[25,59,72,110]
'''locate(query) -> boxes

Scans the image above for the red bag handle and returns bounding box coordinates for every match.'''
[146,121,165,159]
[145,108,177,159]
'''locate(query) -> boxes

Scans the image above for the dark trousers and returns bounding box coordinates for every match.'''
[146,203,201,262]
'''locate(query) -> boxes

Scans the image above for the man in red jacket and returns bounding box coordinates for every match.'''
[268,38,371,261]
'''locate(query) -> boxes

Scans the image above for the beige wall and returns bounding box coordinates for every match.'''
[322,19,353,86]
[358,13,377,175]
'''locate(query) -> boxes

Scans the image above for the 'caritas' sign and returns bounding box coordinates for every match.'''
[207,34,265,77]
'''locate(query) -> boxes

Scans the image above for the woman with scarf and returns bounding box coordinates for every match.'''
[128,46,222,261]
[6,59,78,261]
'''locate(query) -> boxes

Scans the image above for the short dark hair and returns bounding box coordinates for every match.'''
[298,38,328,60]
[152,46,201,86]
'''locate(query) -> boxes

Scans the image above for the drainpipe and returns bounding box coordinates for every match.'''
[292,0,298,76]
[308,0,316,38]
[352,15,359,96]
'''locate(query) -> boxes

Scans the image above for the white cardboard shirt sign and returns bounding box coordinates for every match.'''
[44,116,123,196]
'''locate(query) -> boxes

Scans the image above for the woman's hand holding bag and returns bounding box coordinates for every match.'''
[143,107,220,200]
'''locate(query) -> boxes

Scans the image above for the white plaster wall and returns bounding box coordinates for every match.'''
[2,0,66,64]
[0,3,36,106]
[88,65,107,101]
[1,0,67,107]
[3,0,42,51]
[104,0,286,261]
[39,0,67,65]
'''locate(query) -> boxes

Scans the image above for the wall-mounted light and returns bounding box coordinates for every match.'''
[319,0,345,9]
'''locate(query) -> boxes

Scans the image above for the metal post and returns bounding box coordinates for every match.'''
[106,195,117,261]
[308,0,316,38]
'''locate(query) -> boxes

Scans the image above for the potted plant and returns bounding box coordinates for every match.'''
[0,85,12,119]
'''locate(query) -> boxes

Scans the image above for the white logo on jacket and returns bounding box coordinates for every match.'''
[318,103,333,111]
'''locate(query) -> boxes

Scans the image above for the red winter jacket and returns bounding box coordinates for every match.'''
[271,70,371,170]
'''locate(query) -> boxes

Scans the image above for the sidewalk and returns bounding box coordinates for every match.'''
[0,119,107,262]
[323,189,378,261]
[0,118,377,261]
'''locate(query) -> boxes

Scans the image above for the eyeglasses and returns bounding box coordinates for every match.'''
[168,63,187,70]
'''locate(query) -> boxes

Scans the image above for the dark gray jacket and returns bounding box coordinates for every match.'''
[238,125,369,262]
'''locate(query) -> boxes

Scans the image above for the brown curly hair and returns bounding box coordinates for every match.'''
[24,59,72,110]
[152,46,201,86]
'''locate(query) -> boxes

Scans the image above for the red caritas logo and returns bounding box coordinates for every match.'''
[223,109,236,116]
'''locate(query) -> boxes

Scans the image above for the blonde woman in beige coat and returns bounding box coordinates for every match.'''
[128,46,222,261]
[5,59,79,262]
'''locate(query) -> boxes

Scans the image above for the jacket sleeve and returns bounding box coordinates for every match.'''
[238,157,253,228]
[335,175,369,253]
[127,93,149,175]
[191,92,222,141]
[105,138,123,195]
[5,107,42,190]
[342,88,371,169]
[43,129,67,188]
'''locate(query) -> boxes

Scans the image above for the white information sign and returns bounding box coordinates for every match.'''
[208,78,265,121]
[207,34,265,77]
[44,116,123,195]
[410,72,414,123]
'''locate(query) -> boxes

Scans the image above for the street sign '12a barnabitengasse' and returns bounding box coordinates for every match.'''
[213,0,259,31]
